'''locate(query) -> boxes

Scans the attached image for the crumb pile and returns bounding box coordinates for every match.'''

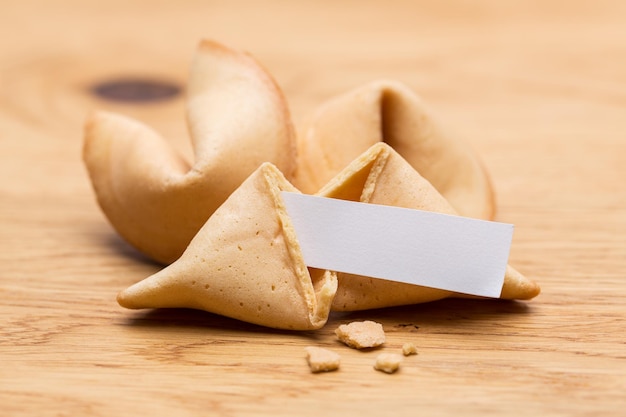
[305,321,415,374]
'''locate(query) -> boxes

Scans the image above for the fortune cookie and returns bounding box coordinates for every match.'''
[317,143,540,311]
[117,163,337,330]
[293,80,495,220]
[83,40,296,264]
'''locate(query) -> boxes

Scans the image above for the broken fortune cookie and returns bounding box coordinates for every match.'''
[317,143,540,311]
[83,39,296,264]
[117,163,337,330]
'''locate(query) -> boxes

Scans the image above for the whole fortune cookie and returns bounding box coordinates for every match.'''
[293,80,495,220]
[83,40,296,264]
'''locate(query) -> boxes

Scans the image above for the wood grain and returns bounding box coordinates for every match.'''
[1,1,625,416]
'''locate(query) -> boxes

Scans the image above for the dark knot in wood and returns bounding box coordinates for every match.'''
[91,78,181,103]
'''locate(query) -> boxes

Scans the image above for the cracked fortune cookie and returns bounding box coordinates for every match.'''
[317,143,540,311]
[293,80,495,220]
[117,163,337,330]
[83,40,296,264]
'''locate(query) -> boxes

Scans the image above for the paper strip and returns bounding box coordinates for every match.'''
[281,192,513,298]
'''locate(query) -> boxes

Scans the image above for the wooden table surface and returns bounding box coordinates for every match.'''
[1,1,625,415]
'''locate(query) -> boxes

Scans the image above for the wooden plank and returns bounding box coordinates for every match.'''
[1,1,625,415]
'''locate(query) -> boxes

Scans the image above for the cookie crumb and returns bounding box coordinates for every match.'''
[374,353,402,374]
[335,321,385,349]
[402,342,418,356]
[305,346,340,373]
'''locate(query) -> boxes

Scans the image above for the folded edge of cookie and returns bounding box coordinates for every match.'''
[117,162,337,331]
[293,80,495,220]
[83,39,296,265]
[317,142,540,311]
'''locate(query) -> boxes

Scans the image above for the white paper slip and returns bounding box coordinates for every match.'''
[281,192,514,298]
